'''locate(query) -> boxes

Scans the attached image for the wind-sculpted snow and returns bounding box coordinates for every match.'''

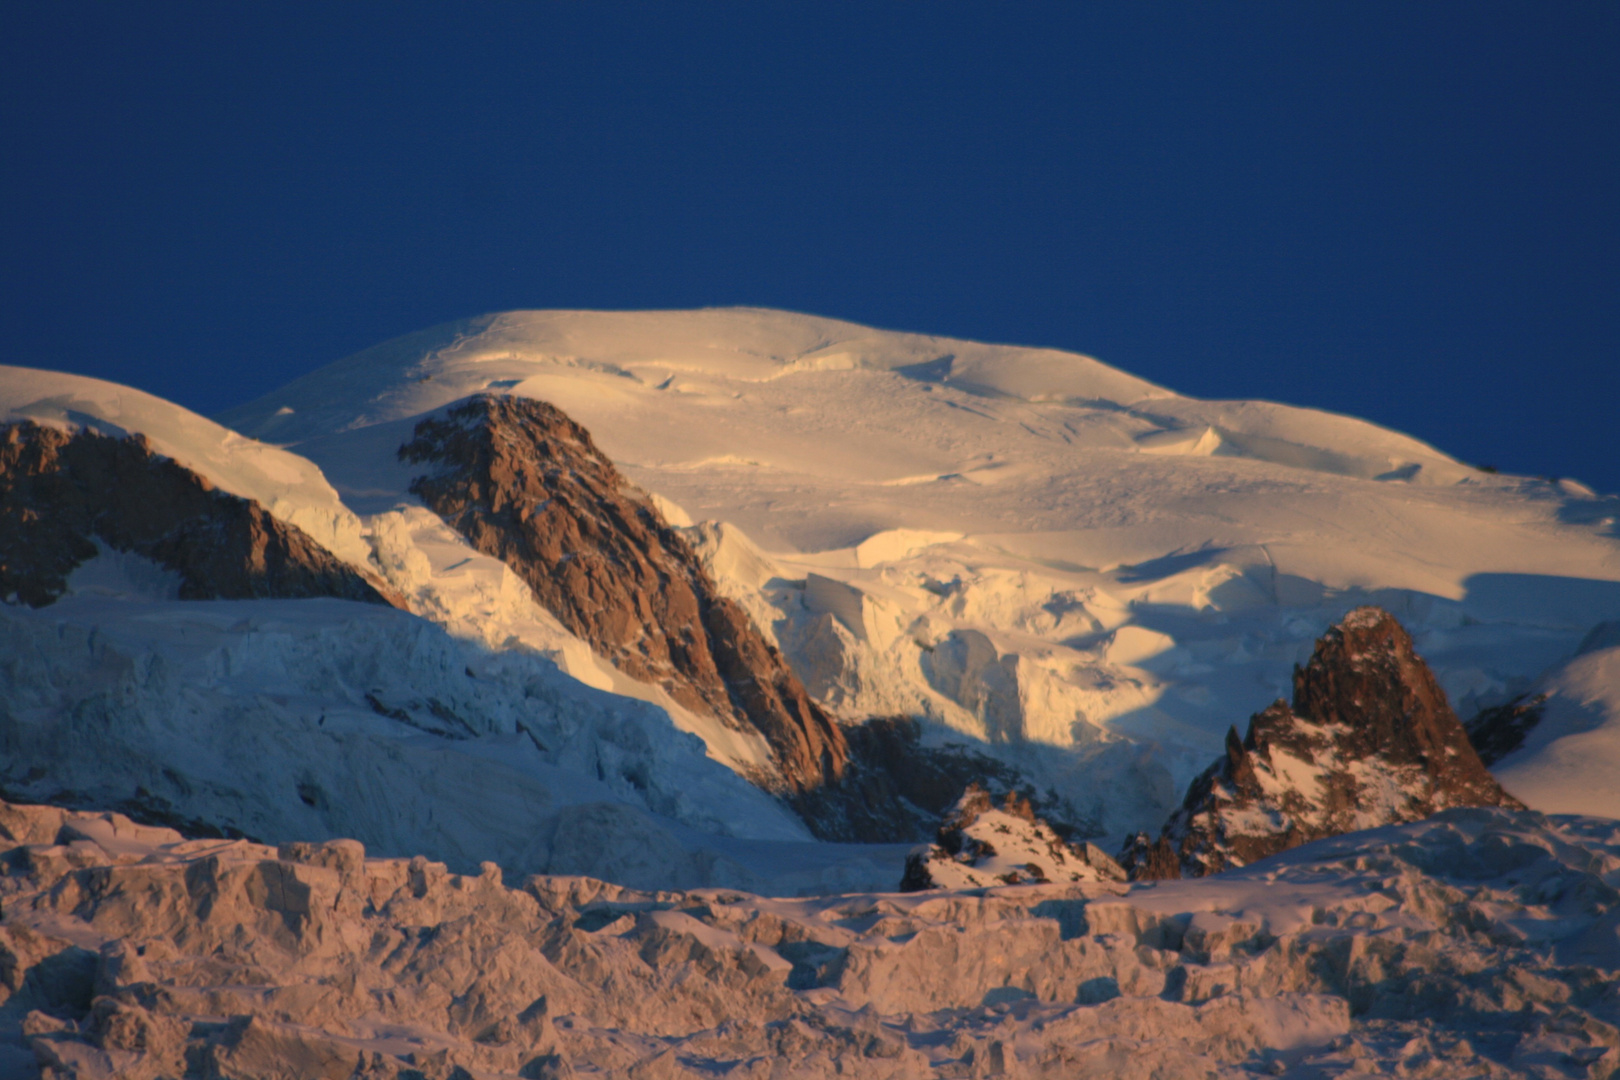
[4,800,1620,1078]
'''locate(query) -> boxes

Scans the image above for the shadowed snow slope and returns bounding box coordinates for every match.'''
[5,798,1620,1078]
[0,589,912,896]
[1490,635,1620,819]
[217,309,1620,841]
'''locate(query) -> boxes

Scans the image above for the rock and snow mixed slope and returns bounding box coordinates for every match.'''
[0,420,392,608]
[1124,607,1522,880]
[3,310,1620,1075]
[1,365,373,571]
[900,784,1126,890]
[395,395,905,840]
[218,308,1620,839]
[5,798,1620,1078]
[0,365,912,894]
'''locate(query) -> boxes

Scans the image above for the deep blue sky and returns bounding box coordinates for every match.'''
[3,3,1617,492]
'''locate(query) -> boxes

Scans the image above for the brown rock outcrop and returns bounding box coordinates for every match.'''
[1121,606,1523,879]
[0,420,396,608]
[399,396,883,836]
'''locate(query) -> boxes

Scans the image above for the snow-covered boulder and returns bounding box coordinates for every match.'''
[901,782,1126,889]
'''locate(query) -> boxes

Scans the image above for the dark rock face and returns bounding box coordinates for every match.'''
[1466,694,1549,766]
[1121,606,1523,880]
[400,395,897,837]
[0,421,396,608]
[901,782,1126,891]
[839,716,1031,824]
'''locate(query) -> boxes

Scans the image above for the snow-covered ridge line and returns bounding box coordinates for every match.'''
[0,364,375,571]
[221,307,1473,487]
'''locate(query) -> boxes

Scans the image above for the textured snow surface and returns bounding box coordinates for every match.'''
[0,580,925,897]
[5,801,1620,1077]
[217,308,1620,840]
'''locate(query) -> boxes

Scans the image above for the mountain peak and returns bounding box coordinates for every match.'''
[1122,606,1523,879]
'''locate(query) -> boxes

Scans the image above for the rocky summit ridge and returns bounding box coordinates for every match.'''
[1123,606,1523,880]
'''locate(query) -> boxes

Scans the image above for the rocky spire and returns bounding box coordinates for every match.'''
[1121,606,1523,879]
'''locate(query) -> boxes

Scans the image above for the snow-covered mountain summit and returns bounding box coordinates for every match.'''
[218,308,1620,838]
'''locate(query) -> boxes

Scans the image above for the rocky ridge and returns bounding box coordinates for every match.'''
[0,421,395,609]
[400,395,918,842]
[4,796,1620,1078]
[900,783,1126,891]
[1123,606,1523,880]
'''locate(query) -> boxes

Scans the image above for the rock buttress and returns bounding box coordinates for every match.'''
[0,420,396,608]
[1121,606,1523,879]
[400,395,904,838]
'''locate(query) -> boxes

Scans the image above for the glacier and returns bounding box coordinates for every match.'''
[215,308,1620,837]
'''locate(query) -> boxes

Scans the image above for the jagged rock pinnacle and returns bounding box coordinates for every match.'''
[1121,606,1523,879]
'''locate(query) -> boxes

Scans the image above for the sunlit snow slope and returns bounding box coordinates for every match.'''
[221,309,1620,837]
